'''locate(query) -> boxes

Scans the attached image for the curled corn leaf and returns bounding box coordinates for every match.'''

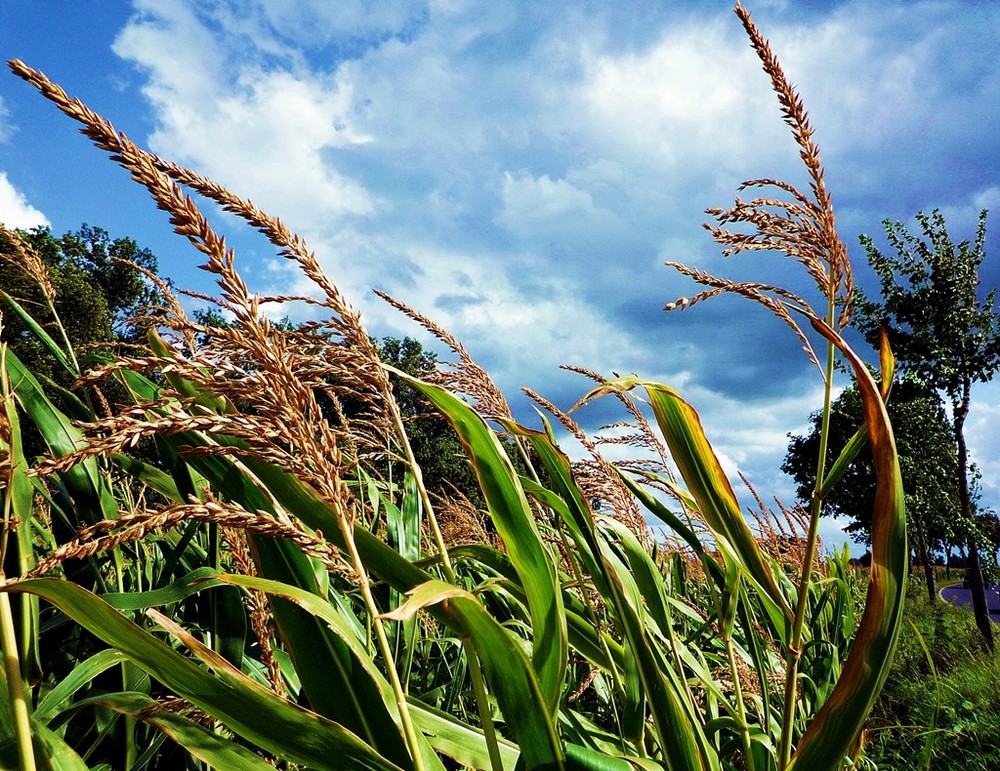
[788,319,906,770]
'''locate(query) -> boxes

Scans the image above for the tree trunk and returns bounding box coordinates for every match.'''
[955,389,994,651]
[913,508,937,603]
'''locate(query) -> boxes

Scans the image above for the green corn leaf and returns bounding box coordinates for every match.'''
[0,370,41,675]
[787,320,906,771]
[450,540,625,672]
[4,348,117,523]
[249,535,415,768]
[819,425,869,500]
[0,289,76,377]
[598,519,674,639]
[101,567,225,610]
[509,420,617,605]
[581,376,792,622]
[27,719,90,771]
[213,583,247,669]
[819,328,895,500]
[110,453,183,503]
[73,691,276,769]
[2,578,405,771]
[385,472,423,682]
[213,573,448,771]
[598,532,716,769]
[106,371,418,765]
[385,580,564,770]
[615,470,703,555]
[511,419,717,770]
[406,699,521,771]
[33,648,128,725]
[564,741,636,770]
[395,370,567,714]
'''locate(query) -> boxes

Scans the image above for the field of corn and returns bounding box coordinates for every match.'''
[0,5,908,771]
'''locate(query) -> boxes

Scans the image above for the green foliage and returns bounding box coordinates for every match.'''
[783,377,959,549]
[0,9,910,770]
[0,224,161,383]
[855,210,1000,400]
[865,577,1000,770]
[378,337,488,508]
[0,289,891,770]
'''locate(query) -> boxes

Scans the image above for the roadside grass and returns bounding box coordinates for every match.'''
[864,575,1000,769]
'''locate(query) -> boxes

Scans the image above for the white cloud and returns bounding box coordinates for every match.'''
[366,241,650,385]
[496,171,622,242]
[581,19,778,172]
[102,0,1000,535]
[0,173,49,230]
[973,187,1000,211]
[0,97,12,143]
[501,172,594,220]
[114,0,374,232]
[932,185,1000,229]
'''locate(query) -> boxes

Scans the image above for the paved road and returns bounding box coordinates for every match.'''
[939,584,1000,623]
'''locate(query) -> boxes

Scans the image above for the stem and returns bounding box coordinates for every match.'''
[41,294,81,375]
[338,513,426,771]
[726,636,757,771]
[385,386,504,769]
[779,294,838,769]
[0,347,35,769]
[385,390,453,577]
[0,590,35,771]
[465,649,505,771]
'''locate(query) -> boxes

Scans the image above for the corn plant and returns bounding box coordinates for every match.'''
[0,4,905,770]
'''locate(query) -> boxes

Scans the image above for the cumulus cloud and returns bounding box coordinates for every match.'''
[114,0,375,231]
[104,0,1000,551]
[0,173,49,229]
[580,18,780,175]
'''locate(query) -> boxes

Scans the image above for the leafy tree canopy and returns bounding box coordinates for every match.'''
[854,209,1000,402]
[784,376,960,548]
[852,209,1000,645]
[0,223,162,385]
[377,336,488,508]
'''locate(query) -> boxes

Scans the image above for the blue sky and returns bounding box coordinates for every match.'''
[2,1,1000,553]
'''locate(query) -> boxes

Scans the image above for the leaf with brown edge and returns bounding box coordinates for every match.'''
[788,318,906,771]
[819,328,897,499]
[580,376,792,622]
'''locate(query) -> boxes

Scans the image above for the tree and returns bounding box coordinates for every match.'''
[377,336,487,509]
[0,224,162,385]
[783,376,960,602]
[0,224,165,468]
[854,209,1000,649]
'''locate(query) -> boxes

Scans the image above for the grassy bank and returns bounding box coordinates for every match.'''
[864,576,1000,769]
